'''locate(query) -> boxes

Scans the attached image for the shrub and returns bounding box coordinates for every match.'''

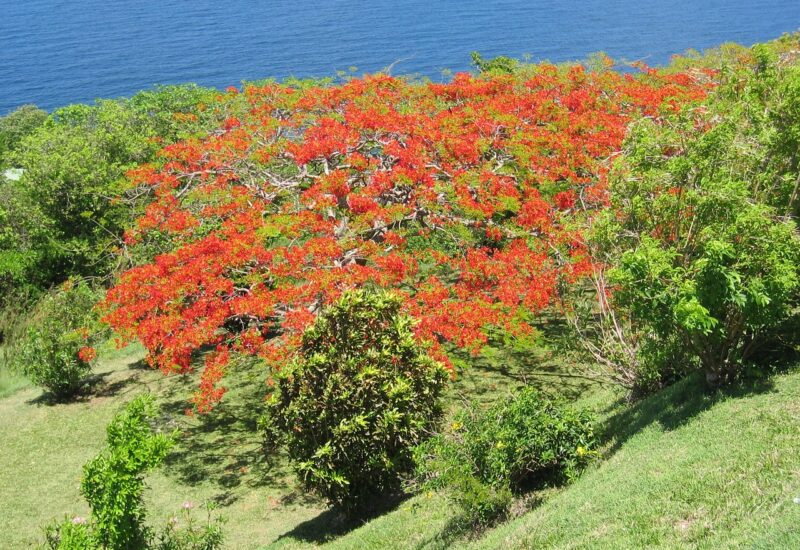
[41,516,94,550]
[152,504,224,550]
[8,280,103,398]
[261,289,449,512]
[41,396,223,550]
[610,208,799,386]
[414,388,596,526]
[470,51,518,74]
[568,44,800,395]
[81,394,177,549]
[0,104,47,166]
[1,85,214,302]
[0,177,52,306]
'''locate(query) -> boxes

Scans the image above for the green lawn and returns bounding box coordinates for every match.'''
[467,370,800,549]
[2,336,798,549]
[307,370,800,550]
[0,346,30,398]
[0,344,328,549]
[0,334,580,549]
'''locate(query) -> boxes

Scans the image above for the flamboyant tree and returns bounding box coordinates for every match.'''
[102,62,712,411]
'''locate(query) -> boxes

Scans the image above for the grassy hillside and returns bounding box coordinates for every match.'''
[468,369,800,549]
[3,338,797,549]
[321,370,800,550]
[0,356,29,398]
[0,345,328,549]
[0,335,586,549]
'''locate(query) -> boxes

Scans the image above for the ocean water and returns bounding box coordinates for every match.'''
[1,0,798,114]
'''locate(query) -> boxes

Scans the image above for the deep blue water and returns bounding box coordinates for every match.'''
[1,1,798,114]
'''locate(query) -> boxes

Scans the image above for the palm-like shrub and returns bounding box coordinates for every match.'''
[261,289,449,512]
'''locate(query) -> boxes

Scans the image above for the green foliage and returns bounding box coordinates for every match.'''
[469,369,800,550]
[152,505,224,550]
[39,395,223,550]
[0,85,214,304]
[41,517,94,550]
[0,104,47,167]
[80,394,177,549]
[414,388,596,526]
[428,467,513,528]
[610,207,799,384]
[470,52,519,74]
[8,280,103,398]
[0,177,53,300]
[262,289,449,512]
[588,44,800,389]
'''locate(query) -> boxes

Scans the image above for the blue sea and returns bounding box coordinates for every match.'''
[1,0,798,114]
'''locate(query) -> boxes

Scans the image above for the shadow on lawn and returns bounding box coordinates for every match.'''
[25,360,145,406]
[276,494,406,545]
[448,322,601,407]
[158,366,292,507]
[601,370,778,456]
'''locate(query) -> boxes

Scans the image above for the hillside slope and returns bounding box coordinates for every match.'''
[2,346,798,549]
[302,369,800,549]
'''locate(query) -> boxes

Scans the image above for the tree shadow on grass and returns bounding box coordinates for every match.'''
[448,329,601,407]
[157,365,291,507]
[90,369,144,398]
[601,370,778,456]
[25,367,142,406]
[275,493,406,545]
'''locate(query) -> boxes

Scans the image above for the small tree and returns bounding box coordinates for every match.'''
[42,395,223,550]
[81,394,176,549]
[8,280,103,399]
[261,289,449,512]
[582,47,800,391]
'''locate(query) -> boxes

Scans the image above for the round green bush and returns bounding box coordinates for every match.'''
[261,289,449,512]
[9,279,102,398]
[414,388,596,525]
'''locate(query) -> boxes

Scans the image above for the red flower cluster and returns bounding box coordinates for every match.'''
[78,346,97,364]
[102,63,711,410]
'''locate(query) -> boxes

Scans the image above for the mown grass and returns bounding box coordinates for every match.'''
[0,345,30,398]
[0,342,331,549]
[301,369,800,550]
[3,332,798,549]
[0,332,573,549]
[467,370,800,549]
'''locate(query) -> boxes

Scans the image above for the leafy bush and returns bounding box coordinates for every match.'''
[611,209,799,386]
[414,388,596,526]
[8,280,103,398]
[41,516,94,550]
[565,42,800,395]
[470,51,519,74]
[0,85,214,305]
[0,104,47,166]
[0,176,53,302]
[587,45,800,390]
[432,468,513,528]
[261,289,449,512]
[42,396,223,550]
[152,504,224,550]
[80,394,176,549]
